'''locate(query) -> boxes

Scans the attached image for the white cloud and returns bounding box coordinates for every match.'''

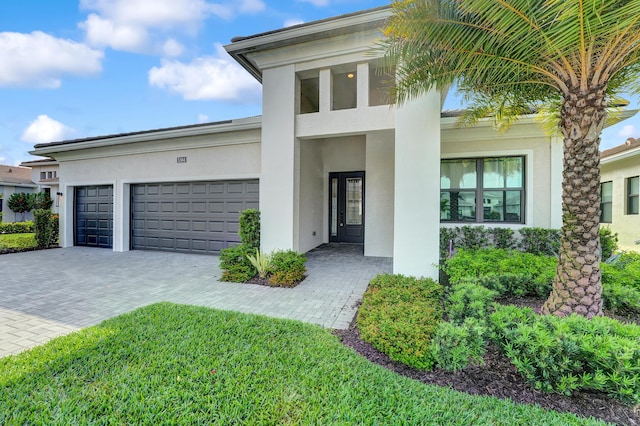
[617,124,636,139]
[162,38,184,57]
[21,115,76,144]
[284,18,305,27]
[197,113,209,123]
[79,0,264,55]
[239,0,266,13]
[300,0,330,6]
[148,43,261,102]
[0,31,103,88]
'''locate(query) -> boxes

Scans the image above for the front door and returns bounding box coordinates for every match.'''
[329,171,364,244]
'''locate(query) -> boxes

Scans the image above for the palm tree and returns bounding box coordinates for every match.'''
[382,0,640,317]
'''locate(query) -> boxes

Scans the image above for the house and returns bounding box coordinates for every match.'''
[600,138,640,251]
[29,6,636,278]
[19,158,61,214]
[0,165,37,222]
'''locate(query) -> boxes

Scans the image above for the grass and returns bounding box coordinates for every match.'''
[0,303,606,425]
[0,233,36,250]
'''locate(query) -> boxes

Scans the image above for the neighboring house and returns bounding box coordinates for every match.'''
[19,158,61,214]
[29,7,636,278]
[600,138,640,251]
[0,165,37,222]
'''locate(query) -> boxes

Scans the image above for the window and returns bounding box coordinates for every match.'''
[600,181,612,223]
[40,171,46,180]
[53,171,57,178]
[299,71,319,114]
[47,171,53,179]
[627,176,639,215]
[369,63,395,106]
[440,156,525,223]
[332,68,357,110]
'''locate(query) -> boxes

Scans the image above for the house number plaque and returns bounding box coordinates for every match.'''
[177,156,187,163]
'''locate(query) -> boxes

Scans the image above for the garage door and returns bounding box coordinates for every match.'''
[131,180,259,254]
[75,185,114,248]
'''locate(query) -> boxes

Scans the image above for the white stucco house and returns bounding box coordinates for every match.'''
[600,138,640,251]
[0,165,37,222]
[29,6,636,278]
[19,158,60,214]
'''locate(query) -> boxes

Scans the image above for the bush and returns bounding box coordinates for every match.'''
[439,227,458,259]
[7,192,32,221]
[430,318,487,371]
[518,227,560,256]
[268,250,306,287]
[239,209,260,250]
[602,252,640,292]
[0,221,34,234]
[446,281,497,325]
[489,305,640,403]
[603,281,640,315]
[33,209,58,249]
[246,249,270,279]
[219,245,256,282]
[490,227,516,249]
[458,226,488,250]
[445,249,556,297]
[357,274,443,370]
[599,227,619,260]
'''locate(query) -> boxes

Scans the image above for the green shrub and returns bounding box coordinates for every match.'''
[489,305,640,403]
[599,227,619,260]
[33,209,58,249]
[518,227,560,256]
[268,250,306,287]
[439,227,458,259]
[246,249,270,279]
[603,281,640,315]
[446,281,497,324]
[0,233,37,250]
[31,192,53,210]
[219,244,256,282]
[239,209,260,250]
[445,249,556,297]
[490,227,516,249]
[0,221,34,234]
[357,274,443,370]
[430,318,487,371]
[458,226,488,250]
[602,252,640,291]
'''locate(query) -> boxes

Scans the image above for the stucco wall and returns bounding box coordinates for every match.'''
[55,131,261,251]
[441,120,556,229]
[0,186,36,222]
[601,154,640,251]
[365,131,394,257]
[298,140,324,253]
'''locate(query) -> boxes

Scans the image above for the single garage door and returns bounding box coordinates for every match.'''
[75,185,114,248]
[131,180,259,254]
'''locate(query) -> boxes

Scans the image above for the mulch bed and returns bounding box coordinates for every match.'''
[334,297,640,426]
[245,275,306,288]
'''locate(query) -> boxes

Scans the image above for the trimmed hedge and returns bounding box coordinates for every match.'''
[357,274,443,370]
[268,250,306,287]
[0,221,34,234]
[219,245,256,282]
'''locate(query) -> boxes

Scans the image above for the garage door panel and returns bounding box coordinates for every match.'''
[75,185,113,249]
[132,180,258,254]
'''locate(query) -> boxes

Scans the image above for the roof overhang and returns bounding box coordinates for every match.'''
[30,116,262,157]
[601,145,640,164]
[224,6,392,82]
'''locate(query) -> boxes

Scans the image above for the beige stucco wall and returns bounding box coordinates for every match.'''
[54,129,261,251]
[365,131,394,257]
[601,153,640,251]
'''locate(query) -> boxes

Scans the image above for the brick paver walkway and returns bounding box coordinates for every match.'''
[0,245,391,358]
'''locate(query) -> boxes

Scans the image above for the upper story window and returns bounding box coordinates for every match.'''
[40,171,46,180]
[600,181,613,223]
[332,66,357,110]
[298,70,319,114]
[440,156,525,223]
[627,176,639,215]
[47,171,53,179]
[369,63,395,106]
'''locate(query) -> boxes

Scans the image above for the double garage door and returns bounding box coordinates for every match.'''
[74,180,258,254]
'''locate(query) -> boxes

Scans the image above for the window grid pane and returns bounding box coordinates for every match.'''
[627,177,639,215]
[600,181,613,223]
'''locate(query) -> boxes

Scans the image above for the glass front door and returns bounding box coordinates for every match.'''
[329,171,365,244]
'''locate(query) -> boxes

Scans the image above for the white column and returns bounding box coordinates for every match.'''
[319,69,331,113]
[550,136,563,229]
[393,89,441,279]
[357,63,369,108]
[365,131,394,257]
[260,65,298,252]
[61,184,74,247]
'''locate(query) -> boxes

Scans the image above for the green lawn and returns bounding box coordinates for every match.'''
[0,233,36,250]
[0,303,605,425]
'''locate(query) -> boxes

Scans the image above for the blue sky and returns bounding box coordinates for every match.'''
[1,0,638,166]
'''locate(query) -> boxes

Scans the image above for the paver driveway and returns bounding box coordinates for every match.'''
[0,245,391,358]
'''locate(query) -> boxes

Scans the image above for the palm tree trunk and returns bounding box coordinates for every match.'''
[542,86,607,318]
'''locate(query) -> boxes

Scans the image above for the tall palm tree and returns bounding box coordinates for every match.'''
[382,0,640,317]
